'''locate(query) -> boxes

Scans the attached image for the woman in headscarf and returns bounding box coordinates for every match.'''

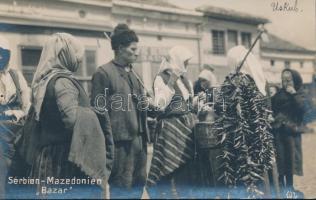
[194,68,218,122]
[194,67,218,102]
[0,35,31,199]
[15,33,112,198]
[271,68,305,194]
[30,33,86,182]
[268,84,279,98]
[146,45,199,198]
[227,45,267,96]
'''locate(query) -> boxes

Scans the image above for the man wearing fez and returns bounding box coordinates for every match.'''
[91,24,149,198]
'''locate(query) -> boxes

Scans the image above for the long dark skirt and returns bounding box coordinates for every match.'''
[195,147,222,186]
[274,130,303,176]
[30,145,82,180]
[12,144,103,199]
[147,160,198,199]
[147,150,223,199]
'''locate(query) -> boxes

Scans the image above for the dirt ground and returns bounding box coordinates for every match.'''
[294,122,316,199]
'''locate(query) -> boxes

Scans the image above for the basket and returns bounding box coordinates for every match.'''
[194,122,217,148]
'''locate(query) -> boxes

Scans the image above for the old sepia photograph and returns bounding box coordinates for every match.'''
[0,0,315,199]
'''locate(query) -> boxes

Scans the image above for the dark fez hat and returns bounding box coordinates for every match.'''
[111,23,139,50]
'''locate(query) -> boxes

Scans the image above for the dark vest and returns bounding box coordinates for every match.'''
[156,71,193,119]
[95,62,149,142]
[39,75,89,147]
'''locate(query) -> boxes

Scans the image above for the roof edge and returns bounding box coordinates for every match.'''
[58,0,112,7]
[261,46,316,54]
[196,6,270,25]
[261,33,316,54]
[114,0,203,16]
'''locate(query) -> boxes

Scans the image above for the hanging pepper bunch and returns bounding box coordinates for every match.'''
[212,72,275,196]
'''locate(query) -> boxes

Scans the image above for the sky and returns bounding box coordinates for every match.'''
[168,0,316,50]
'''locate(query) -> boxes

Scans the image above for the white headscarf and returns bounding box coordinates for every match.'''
[158,45,193,76]
[0,35,10,50]
[198,69,218,87]
[227,45,267,96]
[32,33,84,120]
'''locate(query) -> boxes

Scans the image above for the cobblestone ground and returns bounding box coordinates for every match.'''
[294,122,316,199]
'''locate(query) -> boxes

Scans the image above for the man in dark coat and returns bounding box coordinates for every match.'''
[272,69,306,194]
[91,24,149,199]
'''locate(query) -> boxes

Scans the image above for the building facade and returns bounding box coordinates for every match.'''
[0,0,114,92]
[196,5,269,83]
[260,33,315,85]
[0,0,204,93]
[0,0,314,93]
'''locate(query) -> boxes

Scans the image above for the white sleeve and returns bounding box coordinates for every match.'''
[17,70,31,116]
[189,81,194,96]
[153,76,175,110]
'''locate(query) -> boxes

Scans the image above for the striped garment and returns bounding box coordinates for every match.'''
[147,113,196,186]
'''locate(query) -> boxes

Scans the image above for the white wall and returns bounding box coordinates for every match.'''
[1,31,112,74]
[0,0,112,31]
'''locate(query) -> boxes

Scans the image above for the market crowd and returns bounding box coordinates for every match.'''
[0,23,313,199]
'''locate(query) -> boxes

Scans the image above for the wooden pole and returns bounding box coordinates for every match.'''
[235,27,266,74]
